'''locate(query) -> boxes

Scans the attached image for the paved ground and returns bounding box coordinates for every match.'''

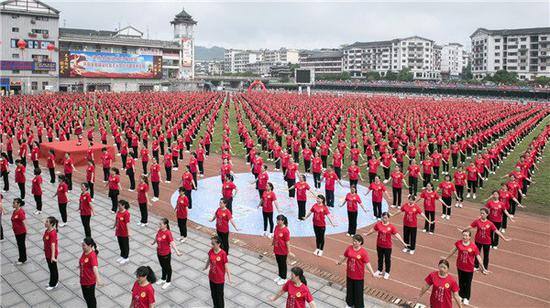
[0,166,392,308]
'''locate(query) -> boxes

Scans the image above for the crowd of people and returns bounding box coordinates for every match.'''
[0,91,548,308]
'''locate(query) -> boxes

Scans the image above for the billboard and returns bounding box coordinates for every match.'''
[181,38,192,67]
[59,51,162,79]
[295,68,314,84]
[0,61,56,71]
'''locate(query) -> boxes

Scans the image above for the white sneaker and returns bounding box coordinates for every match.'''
[409,250,415,255]
[46,283,58,291]
[445,215,451,220]
[374,270,381,277]
[429,232,434,235]
[441,214,446,219]
[59,223,66,227]
[383,273,390,280]
[463,299,470,305]
[274,277,281,283]
[180,237,187,243]
[116,257,123,262]
[34,210,41,215]
[120,258,129,264]
[390,205,396,208]
[268,233,273,239]
[473,194,476,200]
[162,282,171,289]
[263,231,267,237]
[501,229,506,234]
[173,168,178,171]
[459,203,463,208]
[313,249,319,256]
[128,189,134,192]
[422,229,427,233]
[383,179,389,184]
[277,279,286,286]
[156,279,165,285]
[466,193,471,198]
[165,180,171,184]
[492,246,498,250]
[402,248,409,253]
[318,250,323,256]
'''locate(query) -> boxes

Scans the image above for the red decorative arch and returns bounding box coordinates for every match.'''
[247,80,267,93]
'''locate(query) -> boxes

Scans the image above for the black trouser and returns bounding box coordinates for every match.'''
[217,231,230,254]
[442,161,449,173]
[59,203,67,223]
[287,178,296,197]
[81,284,96,308]
[185,189,193,209]
[467,180,477,194]
[392,187,402,207]
[383,167,390,180]
[160,143,165,155]
[34,195,43,211]
[198,161,204,175]
[408,176,418,197]
[153,151,159,164]
[304,160,311,173]
[49,168,55,183]
[442,196,452,216]
[350,179,358,188]
[321,155,327,168]
[263,212,274,233]
[7,151,13,164]
[210,281,225,308]
[139,203,148,224]
[376,246,392,273]
[109,189,119,212]
[65,173,73,190]
[87,182,94,199]
[225,197,233,213]
[81,215,92,237]
[165,167,172,182]
[326,189,335,207]
[335,167,341,179]
[347,211,358,235]
[368,172,376,183]
[127,169,135,190]
[33,160,39,169]
[346,277,365,308]
[152,181,159,198]
[422,173,431,187]
[2,170,9,190]
[275,159,281,170]
[121,154,127,168]
[258,189,265,200]
[424,211,435,232]
[16,233,27,263]
[403,226,417,250]
[313,226,326,250]
[502,211,509,229]
[458,269,474,300]
[0,216,3,240]
[456,185,464,202]
[276,254,287,279]
[433,166,440,180]
[47,259,59,287]
[103,168,110,182]
[372,201,382,219]
[298,201,306,220]
[491,221,502,247]
[475,242,490,269]
[18,182,25,199]
[158,253,172,282]
[172,156,178,169]
[142,161,148,174]
[178,218,187,238]
[118,236,129,258]
[313,172,321,188]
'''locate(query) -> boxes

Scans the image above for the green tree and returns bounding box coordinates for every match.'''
[534,76,550,86]
[484,70,518,84]
[461,63,473,80]
[397,68,414,81]
[365,71,381,81]
[384,71,398,81]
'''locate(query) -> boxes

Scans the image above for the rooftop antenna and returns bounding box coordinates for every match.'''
[146,25,149,39]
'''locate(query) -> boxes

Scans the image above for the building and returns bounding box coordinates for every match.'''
[223,48,298,75]
[171,8,197,80]
[470,27,550,80]
[195,60,222,76]
[299,49,343,75]
[343,36,440,80]
[432,44,442,72]
[1,0,60,95]
[440,43,465,78]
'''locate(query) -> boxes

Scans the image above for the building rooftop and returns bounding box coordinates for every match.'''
[302,50,343,59]
[171,7,197,25]
[59,27,180,49]
[471,27,550,38]
[344,40,395,49]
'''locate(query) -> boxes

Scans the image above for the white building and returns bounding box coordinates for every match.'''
[223,48,299,75]
[470,27,550,80]
[440,43,465,78]
[299,49,343,75]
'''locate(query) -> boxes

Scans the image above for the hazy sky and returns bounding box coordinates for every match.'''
[48,0,549,49]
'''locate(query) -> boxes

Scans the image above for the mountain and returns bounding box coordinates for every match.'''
[195,46,225,61]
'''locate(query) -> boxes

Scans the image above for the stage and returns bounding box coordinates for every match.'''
[39,140,116,166]
[170,172,387,237]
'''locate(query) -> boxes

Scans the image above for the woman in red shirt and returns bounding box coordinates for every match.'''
[417,183,448,234]
[86,160,95,199]
[1,153,10,191]
[181,165,196,209]
[252,165,270,199]
[137,175,150,226]
[311,152,323,189]
[63,153,75,191]
[285,158,299,198]
[390,196,433,255]
[204,235,232,308]
[12,198,27,264]
[438,174,459,219]
[270,267,317,308]
[114,200,131,264]
[130,266,156,308]
[151,218,182,289]
[175,187,189,242]
[304,195,336,257]
[259,182,281,237]
[106,168,121,213]
[150,158,161,202]
[465,162,483,200]
[453,164,466,208]
[79,183,94,237]
[340,185,367,236]
[14,159,26,199]
[273,215,292,285]
[364,212,407,280]
[54,175,69,226]
[210,198,240,254]
[221,174,237,212]
[442,229,488,306]
[405,159,423,198]
[44,216,59,290]
[484,191,514,249]
[415,259,462,308]
[79,237,102,308]
[365,176,390,220]
[389,165,407,209]
[345,160,364,188]
[32,168,43,214]
[288,174,313,221]
[337,234,376,308]
[126,153,137,192]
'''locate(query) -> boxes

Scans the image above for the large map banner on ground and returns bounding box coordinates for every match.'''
[59,51,162,79]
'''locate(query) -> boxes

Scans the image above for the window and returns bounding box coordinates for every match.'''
[10,39,17,48]
[11,15,19,19]
[520,37,527,41]
[541,67,547,70]
[31,29,49,34]
[31,82,38,90]
[541,36,547,41]
[12,70,20,74]
[520,66,526,70]
[35,16,49,21]
[12,53,19,59]
[12,27,19,32]
[495,39,501,43]
[42,82,49,90]
[495,66,500,70]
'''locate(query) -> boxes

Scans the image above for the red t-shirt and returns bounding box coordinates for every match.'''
[344,245,370,280]
[11,208,26,235]
[407,164,420,178]
[156,229,174,256]
[486,200,505,223]
[470,219,497,245]
[424,271,459,308]
[79,192,93,216]
[323,171,339,191]
[182,172,194,190]
[261,191,277,213]
[57,182,68,203]
[422,160,433,174]
[421,190,439,212]
[438,181,456,198]
[348,165,361,180]
[208,248,228,284]
[453,171,466,186]
[79,250,98,286]
[369,182,386,203]
[454,240,480,272]
[311,203,330,227]
[273,225,290,256]
[465,166,478,181]
[15,165,26,183]
[374,221,397,249]
[286,163,298,180]
[222,182,236,199]
[345,193,362,212]
[150,164,161,182]
[64,158,74,175]
[295,182,310,201]
[108,175,120,191]
[258,172,269,190]
[368,159,380,173]
[282,280,314,308]
[137,183,149,204]
[86,165,95,183]
[391,171,404,188]
[43,228,58,260]
[115,210,130,237]
[401,203,423,227]
[216,208,232,233]
[176,195,189,219]
[32,175,43,196]
[131,282,155,308]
